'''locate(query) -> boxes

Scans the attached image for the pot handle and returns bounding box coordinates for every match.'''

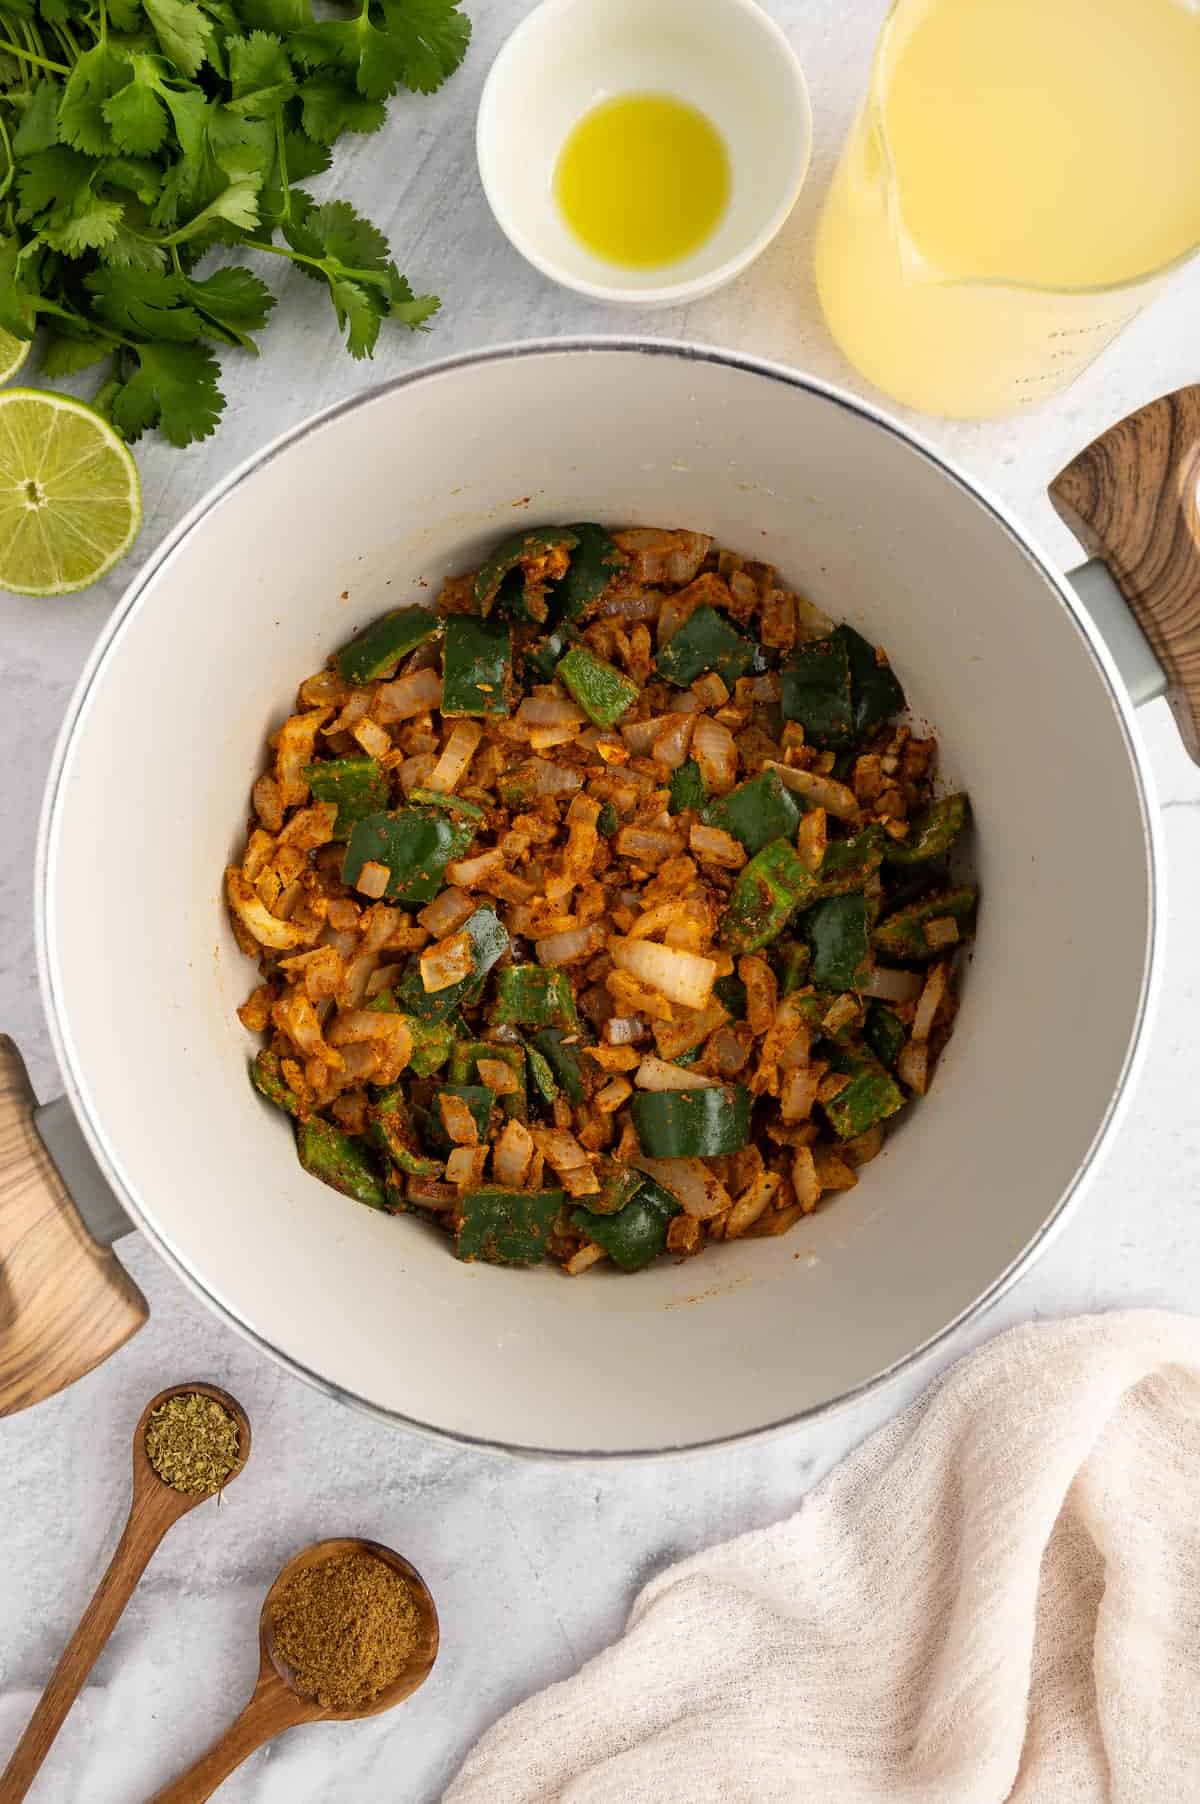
[0,1037,148,1417]
[1050,384,1200,764]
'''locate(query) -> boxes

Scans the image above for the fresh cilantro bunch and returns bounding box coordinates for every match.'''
[0,0,469,446]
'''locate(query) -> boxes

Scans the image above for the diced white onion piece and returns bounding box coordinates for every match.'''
[725,1170,781,1238]
[476,1057,521,1096]
[764,761,858,821]
[632,1156,729,1220]
[792,1146,821,1212]
[417,886,475,935]
[275,710,326,807]
[420,929,473,993]
[565,1243,608,1275]
[923,916,960,950]
[898,1040,929,1093]
[692,716,738,794]
[492,1118,534,1188]
[530,724,579,751]
[780,1066,820,1122]
[634,1054,718,1091]
[650,714,695,770]
[912,962,950,1044]
[533,1128,599,1196]
[374,667,442,722]
[619,716,666,755]
[226,869,320,951]
[447,849,503,888]
[354,860,390,900]
[398,752,437,795]
[425,719,482,794]
[534,923,604,966]
[517,697,585,729]
[603,1015,645,1045]
[865,964,922,1003]
[613,825,683,867]
[689,823,747,869]
[445,1145,488,1188]
[526,758,586,797]
[352,717,392,759]
[438,1092,480,1145]
[407,1175,457,1210]
[611,937,716,1010]
[594,1076,633,1113]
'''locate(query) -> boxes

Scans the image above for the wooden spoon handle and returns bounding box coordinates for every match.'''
[145,1671,312,1804]
[1050,384,1200,764]
[0,1499,176,1803]
[0,1037,148,1417]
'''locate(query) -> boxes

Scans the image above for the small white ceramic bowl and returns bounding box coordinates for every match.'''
[476,0,813,306]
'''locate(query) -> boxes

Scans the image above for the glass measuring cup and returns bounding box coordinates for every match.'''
[814,0,1200,419]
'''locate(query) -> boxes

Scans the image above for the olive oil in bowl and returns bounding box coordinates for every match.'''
[554,93,731,270]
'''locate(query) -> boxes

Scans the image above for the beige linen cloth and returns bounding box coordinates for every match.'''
[446,1311,1200,1803]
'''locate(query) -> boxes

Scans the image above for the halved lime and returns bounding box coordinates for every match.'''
[0,389,142,596]
[0,329,31,385]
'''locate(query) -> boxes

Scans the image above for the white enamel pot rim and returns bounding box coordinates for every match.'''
[34,338,1164,1461]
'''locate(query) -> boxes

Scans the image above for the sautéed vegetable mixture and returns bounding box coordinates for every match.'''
[228,525,976,1273]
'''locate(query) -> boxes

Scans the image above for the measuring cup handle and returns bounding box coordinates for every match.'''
[1050,385,1200,765]
[0,1037,147,1417]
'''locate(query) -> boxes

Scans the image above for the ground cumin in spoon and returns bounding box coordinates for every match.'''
[270,1550,421,1711]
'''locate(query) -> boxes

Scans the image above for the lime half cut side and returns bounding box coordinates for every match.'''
[0,389,142,596]
[0,330,31,385]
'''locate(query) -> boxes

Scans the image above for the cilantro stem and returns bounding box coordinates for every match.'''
[274,111,291,223]
[0,36,70,73]
[245,239,392,294]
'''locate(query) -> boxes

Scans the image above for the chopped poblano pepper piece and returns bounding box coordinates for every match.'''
[456,1187,566,1265]
[556,523,628,620]
[491,964,579,1030]
[803,893,873,991]
[655,605,756,689]
[335,606,439,685]
[842,623,906,738]
[530,1028,586,1102]
[780,632,854,748]
[297,1118,387,1210]
[394,907,509,1022]
[251,1050,299,1116]
[342,806,473,905]
[721,838,819,954]
[712,973,748,1018]
[368,1086,443,1176]
[704,769,801,856]
[441,615,514,716]
[823,1044,905,1140]
[571,1173,681,1272]
[669,759,707,815]
[425,1084,495,1152]
[304,758,390,839]
[586,1160,645,1217]
[523,1037,559,1104]
[472,527,580,618]
[865,1000,906,1071]
[408,788,487,823]
[777,941,812,995]
[631,1084,751,1157]
[883,793,969,866]
[674,1044,704,1067]
[555,644,639,728]
[596,801,620,838]
[524,623,578,682]
[873,887,978,962]
[814,824,886,898]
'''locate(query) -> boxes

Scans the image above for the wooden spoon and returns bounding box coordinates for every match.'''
[146,1538,439,1803]
[0,1382,250,1804]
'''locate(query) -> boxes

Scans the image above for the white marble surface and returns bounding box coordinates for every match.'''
[3,1,1200,1798]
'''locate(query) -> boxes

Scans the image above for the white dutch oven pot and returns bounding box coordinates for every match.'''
[4,345,1199,1457]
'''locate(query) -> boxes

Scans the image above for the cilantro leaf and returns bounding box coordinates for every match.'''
[16,146,94,223]
[100,156,164,205]
[143,0,214,77]
[182,265,276,345]
[280,128,331,181]
[283,195,390,272]
[112,340,224,445]
[13,80,60,157]
[298,71,385,142]
[379,0,470,95]
[87,266,205,340]
[103,64,171,156]
[328,274,382,358]
[109,0,145,26]
[167,173,262,241]
[291,14,406,103]
[227,30,295,114]
[235,0,312,30]
[96,223,170,271]
[41,334,114,377]
[40,195,126,255]
[386,267,439,329]
[0,237,43,338]
[59,42,130,156]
